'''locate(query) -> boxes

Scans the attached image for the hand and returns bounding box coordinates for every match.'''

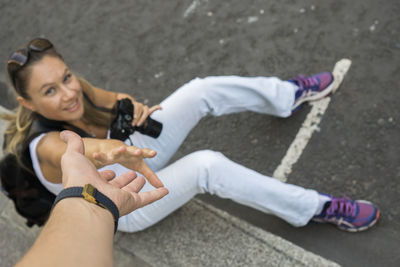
[92,144,164,188]
[60,130,168,216]
[132,101,162,127]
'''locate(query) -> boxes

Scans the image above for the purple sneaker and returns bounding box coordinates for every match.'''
[312,195,380,232]
[290,72,334,112]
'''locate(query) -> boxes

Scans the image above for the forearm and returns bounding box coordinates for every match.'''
[91,86,135,110]
[116,92,135,103]
[16,198,114,267]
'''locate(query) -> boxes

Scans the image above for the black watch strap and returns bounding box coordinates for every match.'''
[53,184,119,233]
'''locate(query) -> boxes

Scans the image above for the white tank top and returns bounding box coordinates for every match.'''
[29,134,64,195]
[29,132,128,196]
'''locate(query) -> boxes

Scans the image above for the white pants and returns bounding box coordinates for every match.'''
[106,76,319,232]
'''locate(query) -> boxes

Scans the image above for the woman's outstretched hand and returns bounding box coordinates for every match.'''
[60,130,168,216]
[132,101,162,127]
[92,144,164,188]
[115,93,162,127]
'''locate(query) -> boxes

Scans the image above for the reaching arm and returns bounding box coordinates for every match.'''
[37,132,163,187]
[16,198,115,267]
[16,131,168,267]
[34,83,163,186]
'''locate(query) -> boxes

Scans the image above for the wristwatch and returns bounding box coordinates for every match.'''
[53,184,119,233]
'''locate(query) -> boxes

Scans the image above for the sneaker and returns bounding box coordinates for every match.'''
[312,195,380,232]
[290,72,334,112]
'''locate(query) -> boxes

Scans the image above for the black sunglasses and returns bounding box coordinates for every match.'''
[7,38,53,88]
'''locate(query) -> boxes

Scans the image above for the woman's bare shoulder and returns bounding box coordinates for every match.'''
[36,132,66,163]
[34,131,65,183]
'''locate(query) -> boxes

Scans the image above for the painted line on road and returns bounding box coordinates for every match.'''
[273,97,331,181]
[183,0,201,18]
[183,0,209,18]
[273,59,352,182]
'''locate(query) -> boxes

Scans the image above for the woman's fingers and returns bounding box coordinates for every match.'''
[132,102,161,126]
[96,146,126,163]
[138,162,164,188]
[140,148,157,158]
[137,104,161,126]
[137,105,150,126]
[132,102,144,126]
[112,146,126,158]
[93,152,107,162]
[149,105,162,115]
[132,148,142,156]
[125,146,154,158]
[95,145,158,187]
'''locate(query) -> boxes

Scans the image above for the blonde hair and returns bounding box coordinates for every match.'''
[79,77,112,128]
[2,78,112,156]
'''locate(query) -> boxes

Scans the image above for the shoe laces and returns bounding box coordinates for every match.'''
[326,197,357,218]
[293,75,319,91]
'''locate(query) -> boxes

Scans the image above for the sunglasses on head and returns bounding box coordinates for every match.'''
[7,38,53,88]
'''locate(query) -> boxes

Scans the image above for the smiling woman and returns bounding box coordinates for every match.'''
[1,38,380,233]
[18,57,85,122]
[4,40,112,159]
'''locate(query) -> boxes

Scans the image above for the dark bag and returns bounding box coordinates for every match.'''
[0,152,55,226]
[0,116,91,227]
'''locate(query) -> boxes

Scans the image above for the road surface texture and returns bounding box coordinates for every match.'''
[0,0,399,266]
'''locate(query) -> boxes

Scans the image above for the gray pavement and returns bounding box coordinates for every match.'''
[0,182,338,267]
[0,105,338,266]
[0,0,399,266]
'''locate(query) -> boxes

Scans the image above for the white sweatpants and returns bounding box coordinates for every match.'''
[101,76,319,232]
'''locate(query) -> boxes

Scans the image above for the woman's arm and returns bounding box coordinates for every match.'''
[37,132,163,187]
[16,131,168,267]
[90,86,161,126]
[87,86,133,110]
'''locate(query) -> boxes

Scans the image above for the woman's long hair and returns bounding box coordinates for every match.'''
[2,40,112,159]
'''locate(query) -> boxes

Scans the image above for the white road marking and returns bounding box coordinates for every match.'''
[183,0,210,18]
[183,0,204,18]
[273,59,352,182]
[183,0,199,18]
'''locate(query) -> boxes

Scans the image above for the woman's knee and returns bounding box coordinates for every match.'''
[182,150,228,190]
[184,149,226,169]
[179,77,219,98]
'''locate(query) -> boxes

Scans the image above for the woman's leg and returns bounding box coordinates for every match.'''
[117,150,318,233]
[129,76,297,171]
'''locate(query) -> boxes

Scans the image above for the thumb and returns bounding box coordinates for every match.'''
[60,130,85,155]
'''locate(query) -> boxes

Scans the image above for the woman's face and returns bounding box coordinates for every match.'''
[21,55,84,122]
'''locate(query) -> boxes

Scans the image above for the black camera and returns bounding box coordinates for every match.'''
[110,98,163,140]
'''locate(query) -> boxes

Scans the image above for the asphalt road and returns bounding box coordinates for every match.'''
[0,0,399,266]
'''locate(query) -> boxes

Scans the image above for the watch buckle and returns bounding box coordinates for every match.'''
[82,184,97,204]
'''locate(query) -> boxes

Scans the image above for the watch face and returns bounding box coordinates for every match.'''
[82,184,98,204]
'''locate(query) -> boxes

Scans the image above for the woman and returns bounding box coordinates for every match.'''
[3,38,379,232]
